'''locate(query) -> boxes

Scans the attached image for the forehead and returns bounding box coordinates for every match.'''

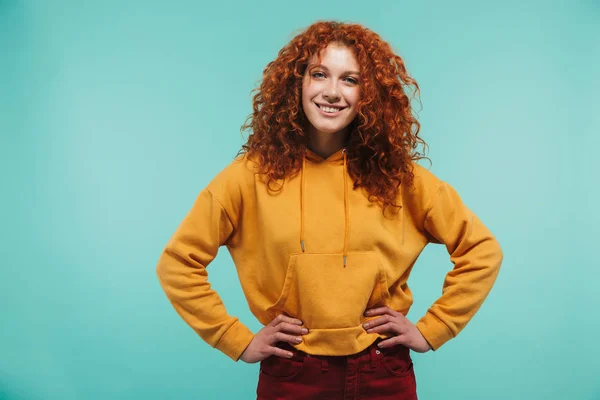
[309,43,360,71]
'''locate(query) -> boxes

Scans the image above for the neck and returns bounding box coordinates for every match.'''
[307,128,348,159]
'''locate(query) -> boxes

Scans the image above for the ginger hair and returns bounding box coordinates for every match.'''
[240,20,428,212]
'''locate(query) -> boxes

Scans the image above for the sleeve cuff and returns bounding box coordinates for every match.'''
[415,312,455,351]
[214,320,255,362]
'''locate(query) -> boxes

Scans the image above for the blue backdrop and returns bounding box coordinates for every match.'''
[1,1,598,399]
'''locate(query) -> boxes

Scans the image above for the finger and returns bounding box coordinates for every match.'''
[271,331,304,345]
[363,315,394,329]
[278,322,309,335]
[365,322,399,335]
[270,313,303,327]
[269,346,295,359]
[365,306,401,317]
[377,335,405,348]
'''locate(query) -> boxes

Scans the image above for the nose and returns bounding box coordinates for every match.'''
[323,81,341,103]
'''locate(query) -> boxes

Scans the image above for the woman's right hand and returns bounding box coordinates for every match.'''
[239,314,309,364]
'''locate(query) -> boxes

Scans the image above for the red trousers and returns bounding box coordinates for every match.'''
[256,339,418,399]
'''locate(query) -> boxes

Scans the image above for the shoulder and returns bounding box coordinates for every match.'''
[212,152,258,181]
[401,161,444,214]
[206,152,259,207]
[406,161,444,197]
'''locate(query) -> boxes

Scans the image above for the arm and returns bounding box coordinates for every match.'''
[415,181,503,350]
[156,188,254,361]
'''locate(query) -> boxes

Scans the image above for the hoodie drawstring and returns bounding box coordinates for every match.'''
[299,149,350,267]
[342,149,349,267]
[300,155,306,253]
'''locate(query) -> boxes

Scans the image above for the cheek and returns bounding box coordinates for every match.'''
[340,86,360,107]
[346,91,360,119]
[301,92,311,112]
[302,75,315,92]
[302,84,315,107]
[304,82,320,98]
[348,89,360,106]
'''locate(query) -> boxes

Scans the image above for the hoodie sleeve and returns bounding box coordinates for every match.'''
[155,187,254,361]
[415,181,503,351]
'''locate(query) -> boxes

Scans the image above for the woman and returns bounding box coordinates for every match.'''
[156,20,503,399]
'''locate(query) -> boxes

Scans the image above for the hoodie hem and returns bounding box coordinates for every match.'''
[290,325,388,356]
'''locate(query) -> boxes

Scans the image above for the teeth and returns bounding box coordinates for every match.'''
[318,104,342,113]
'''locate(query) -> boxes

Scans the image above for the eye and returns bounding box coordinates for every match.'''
[311,71,326,79]
[344,77,359,84]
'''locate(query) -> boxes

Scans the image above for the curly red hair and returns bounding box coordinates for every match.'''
[240,20,428,212]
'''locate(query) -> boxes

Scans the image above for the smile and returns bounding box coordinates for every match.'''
[315,103,346,115]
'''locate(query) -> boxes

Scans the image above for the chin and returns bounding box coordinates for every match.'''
[316,126,344,134]
[310,121,353,135]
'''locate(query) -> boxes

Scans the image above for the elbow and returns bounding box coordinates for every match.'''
[495,237,503,261]
[491,237,504,273]
[155,249,171,282]
[155,253,174,300]
[156,261,164,281]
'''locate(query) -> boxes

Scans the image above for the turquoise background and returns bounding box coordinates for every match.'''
[1,0,598,399]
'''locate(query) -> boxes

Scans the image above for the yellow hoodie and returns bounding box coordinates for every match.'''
[156,148,503,361]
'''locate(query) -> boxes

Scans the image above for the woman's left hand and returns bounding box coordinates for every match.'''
[363,307,432,353]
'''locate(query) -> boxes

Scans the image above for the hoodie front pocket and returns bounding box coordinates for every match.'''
[266,252,390,329]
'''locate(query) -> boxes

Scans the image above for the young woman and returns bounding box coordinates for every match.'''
[156,20,503,399]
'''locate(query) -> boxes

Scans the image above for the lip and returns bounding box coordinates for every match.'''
[314,102,346,117]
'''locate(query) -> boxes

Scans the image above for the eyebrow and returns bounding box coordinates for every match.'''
[309,64,360,76]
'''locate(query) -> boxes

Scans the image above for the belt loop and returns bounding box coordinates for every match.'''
[370,343,378,369]
[321,358,328,372]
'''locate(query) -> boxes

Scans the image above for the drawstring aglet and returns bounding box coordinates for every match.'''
[343,255,347,268]
[301,240,305,252]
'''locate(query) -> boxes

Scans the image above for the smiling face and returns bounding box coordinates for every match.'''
[301,43,361,142]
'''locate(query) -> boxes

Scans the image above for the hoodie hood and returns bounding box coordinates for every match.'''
[303,147,347,164]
